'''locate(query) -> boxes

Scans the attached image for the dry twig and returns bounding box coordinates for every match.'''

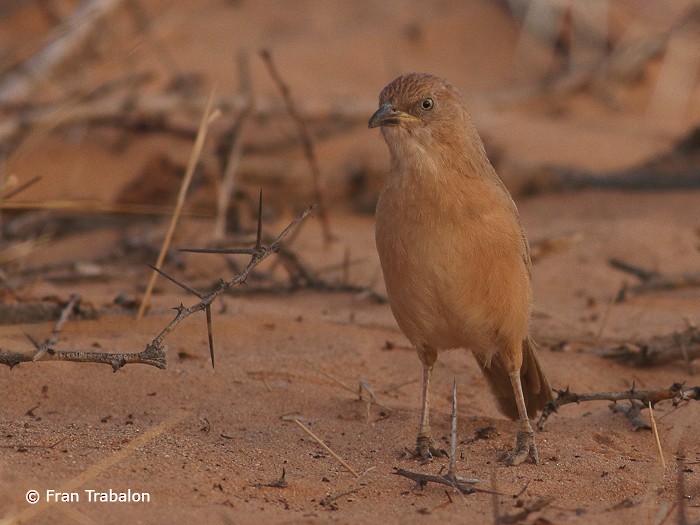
[648,401,666,468]
[259,48,332,243]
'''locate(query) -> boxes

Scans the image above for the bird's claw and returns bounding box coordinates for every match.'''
[500,429,538,466]
[415,435,448,461]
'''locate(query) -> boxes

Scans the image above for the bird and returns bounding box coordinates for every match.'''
[369,73,552,465]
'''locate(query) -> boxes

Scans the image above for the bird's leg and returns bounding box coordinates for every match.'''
[501,369,539,466]
[415,354,448,460]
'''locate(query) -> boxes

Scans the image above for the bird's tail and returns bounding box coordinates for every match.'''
[475,336,553,420]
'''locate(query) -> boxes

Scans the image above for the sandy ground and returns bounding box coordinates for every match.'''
[1,2,700,524]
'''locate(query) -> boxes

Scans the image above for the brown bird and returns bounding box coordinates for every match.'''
[369,73,552,465]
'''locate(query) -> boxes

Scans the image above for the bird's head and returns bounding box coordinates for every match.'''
[368,73,470,150]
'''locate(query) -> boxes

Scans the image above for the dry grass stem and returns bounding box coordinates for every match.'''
[137,86,218,320]
[648,401,666,469]
[290,417,360,478]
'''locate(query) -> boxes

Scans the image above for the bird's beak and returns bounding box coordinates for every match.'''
[368,103,412,128]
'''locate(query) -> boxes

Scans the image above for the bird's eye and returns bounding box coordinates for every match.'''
[420,98,434,110]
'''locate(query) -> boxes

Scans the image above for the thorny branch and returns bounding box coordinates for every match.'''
[536,382,700,431]
[151,203,316,367]
[0,204,314,371]
[0,294,166,371]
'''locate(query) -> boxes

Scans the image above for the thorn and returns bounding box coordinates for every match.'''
[205,305,215,368]
[448,378,457,478]
[179,247,258,255]
[24,333,41,350]
[148,264,204,298]
[256,189,263,250]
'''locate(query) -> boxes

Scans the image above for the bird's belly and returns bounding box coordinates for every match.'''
[376,209,531,355]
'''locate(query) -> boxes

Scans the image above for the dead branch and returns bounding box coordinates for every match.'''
[0,294,165,370]
[0,0,126,106]
[610,258,700,302]
[536,383,700,431]
[175,233,386,303]
[0,344,166,371]
[394,468,483,495]
[596,323,700,368]
[259,48,333,243]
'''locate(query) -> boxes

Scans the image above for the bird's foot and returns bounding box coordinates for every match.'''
[415,435,448,461]
[500,429,538,466]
